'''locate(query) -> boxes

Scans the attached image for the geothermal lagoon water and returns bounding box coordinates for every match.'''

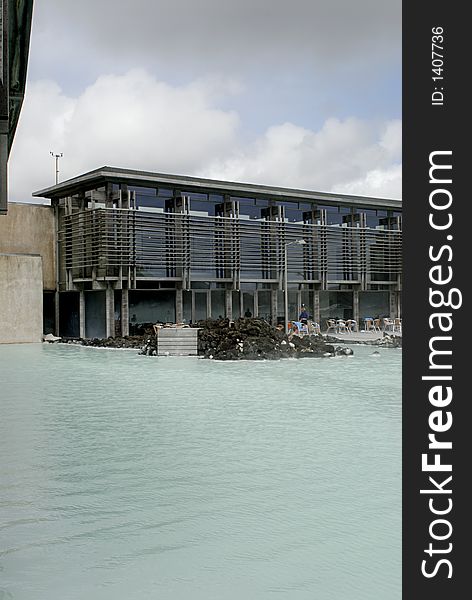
[0,344,401,600]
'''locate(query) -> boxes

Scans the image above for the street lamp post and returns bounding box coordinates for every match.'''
[284,239,306,333]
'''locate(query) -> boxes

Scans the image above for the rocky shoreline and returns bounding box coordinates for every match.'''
[45,319,353,360]
[53,335,146,349]
[44,318,401,358]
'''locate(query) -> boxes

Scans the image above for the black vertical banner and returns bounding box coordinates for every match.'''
[403,2,468,598]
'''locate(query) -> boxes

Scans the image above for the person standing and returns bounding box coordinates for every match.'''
[299,304,309,324]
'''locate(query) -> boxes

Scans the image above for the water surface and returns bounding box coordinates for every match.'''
[0,344,401,600]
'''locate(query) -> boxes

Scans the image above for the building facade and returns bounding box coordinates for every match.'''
[33,167,402,338]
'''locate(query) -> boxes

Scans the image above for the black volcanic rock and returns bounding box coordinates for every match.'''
[195,318,347,360]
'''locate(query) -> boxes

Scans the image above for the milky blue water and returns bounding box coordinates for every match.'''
[0,343,401,600]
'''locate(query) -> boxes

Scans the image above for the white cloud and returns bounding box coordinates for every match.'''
[9,70,241,200]
[333,165,402,199]
[202,117,402,198]
[9,70,401,202]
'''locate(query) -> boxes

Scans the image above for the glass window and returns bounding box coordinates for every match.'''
[233,196,255,205]
[238,204,260,219]
[194,292,208,321]
[136,195,166,209]
[157,188,174,198]
[257,291,271,322]
[130,185,165,209]
[211,290,226,319]
[325,210,343,225]
[284,205,304,222]
[242,292,254,317]
[239,283,257,290]
[128,290,176,324]
[359,291,390,319]
[364,209,378,228]
[319,291,353,326]
[191,282,210,289]
[131,185,157,194]
[232,291,241,319]
[182,291,192,324]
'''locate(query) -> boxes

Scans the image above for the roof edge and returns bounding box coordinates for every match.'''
[33,166,402,207]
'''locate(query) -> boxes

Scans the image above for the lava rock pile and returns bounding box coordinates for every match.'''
[196,318,352,360]
[59,335,147,349]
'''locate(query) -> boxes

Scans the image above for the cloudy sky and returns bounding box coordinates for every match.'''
[9,0,401,202]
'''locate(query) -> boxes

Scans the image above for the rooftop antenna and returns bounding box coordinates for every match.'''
[50,152,63,184]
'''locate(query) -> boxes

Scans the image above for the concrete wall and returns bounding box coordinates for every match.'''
[0,254,43,343]
[0,203,55,290]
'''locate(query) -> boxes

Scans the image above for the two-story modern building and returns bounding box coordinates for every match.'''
[33,166,402,338]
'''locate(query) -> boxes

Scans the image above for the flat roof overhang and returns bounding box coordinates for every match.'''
[33,166,402,211]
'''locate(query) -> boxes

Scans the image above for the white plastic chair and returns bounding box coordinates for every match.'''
[326,319,337,334]
[346,319,357,333]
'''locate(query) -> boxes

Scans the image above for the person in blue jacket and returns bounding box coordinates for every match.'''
[299,304,309,324]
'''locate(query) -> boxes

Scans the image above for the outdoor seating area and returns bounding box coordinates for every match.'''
[382,318,403,334]
[324,317,402,334]
[288,320,321,336]
[325,318,358,334]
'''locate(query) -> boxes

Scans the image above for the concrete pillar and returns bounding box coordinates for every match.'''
[175,288,183,324]
[225,290,232,320]
[271,289,278,326]
[121,288,129,337]
[353,290,360,326]
[313,290,320,326]
[79,290,86,339]
[105,286,115,338]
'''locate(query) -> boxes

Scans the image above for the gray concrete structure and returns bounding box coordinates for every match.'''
[0,202,55,343]
[0,253,43,343]
[0,203,55,289]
